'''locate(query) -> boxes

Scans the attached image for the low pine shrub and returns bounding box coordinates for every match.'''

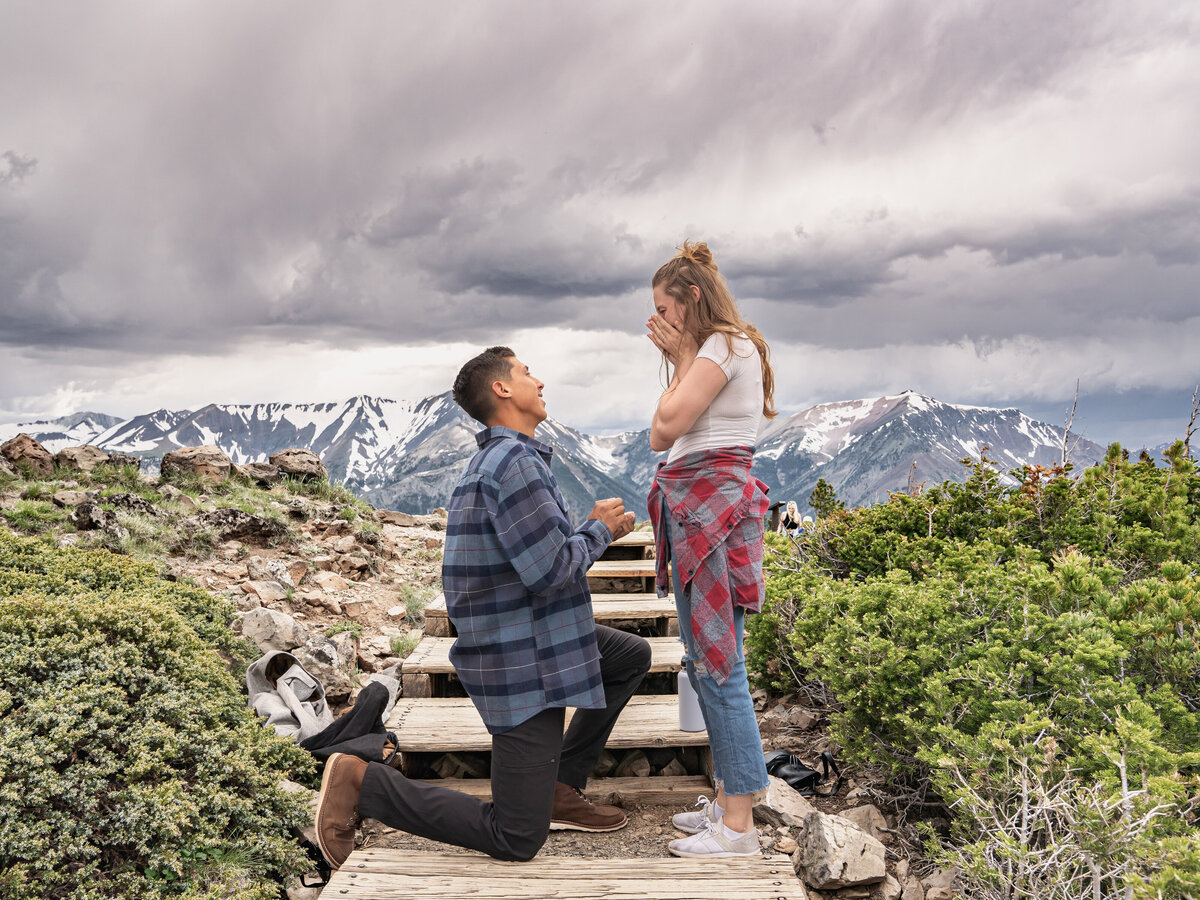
[0,531,313,899]
[748,443,1200,896]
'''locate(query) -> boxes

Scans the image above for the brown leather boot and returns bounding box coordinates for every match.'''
[549,781,628,832]
[315,753,368,869]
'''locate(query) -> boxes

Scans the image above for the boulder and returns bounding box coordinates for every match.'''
[840,804,889,843]
[235,461,282,486]
[755,775,818,829]
[160,445,232,482]
[70,501,124,535]
[241,580,290,604]
[296,632,357,701]
[54,445,111,473]
[269,448,327,481]
[52,490,91,508]
[105,492,161,517]
[792,810,886,890]
[378,509,416,527]
[881,875,903,900]
[1,433,54,476]
[614,749,651,778]
[241,607,310,652]
[105,452,142,471]
[313,571,351,592]
[246,556,296,589]
[0,455,16,477]
[159,483,198,509]
[194,508,286,546]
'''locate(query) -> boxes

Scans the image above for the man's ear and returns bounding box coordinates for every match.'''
[490,379,510,400]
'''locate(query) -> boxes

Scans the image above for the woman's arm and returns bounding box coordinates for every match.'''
[650,356,728,451]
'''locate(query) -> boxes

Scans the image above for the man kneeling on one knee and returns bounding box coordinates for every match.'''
[315,346,652,867]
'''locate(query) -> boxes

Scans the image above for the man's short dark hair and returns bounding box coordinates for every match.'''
[453,346,516,424]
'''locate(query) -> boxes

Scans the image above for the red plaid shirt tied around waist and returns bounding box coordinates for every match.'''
[647,447,770,684]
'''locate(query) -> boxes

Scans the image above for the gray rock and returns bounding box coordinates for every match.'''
[840,803,889,843]
[241,580,290,604]
[246,556,296,588]
[923,868,960,900]
[378,509,416,526]
[234,461,282,485]
[193,508,285,545]
[159,483,198,509]
[793,810,887,889]
[882,874,903,900]
[52,490,90,508]
[755,775,818,828]
[105,492,161,517]
[54,445,111,473]
[0,455,16,477]
[269,448,327,481]
[104,451,143,471]
[241,607,310,652]
[296,632,358,702]
[71,501,126,538]
[1,433,54,476]
[160,445,232,481]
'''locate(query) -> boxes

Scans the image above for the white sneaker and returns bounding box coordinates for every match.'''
[668,818,760,858]
[672,795,722,835]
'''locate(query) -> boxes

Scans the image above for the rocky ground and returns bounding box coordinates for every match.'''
[0,434,954,899]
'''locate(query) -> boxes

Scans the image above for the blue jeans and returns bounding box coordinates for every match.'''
[669,546,769,797]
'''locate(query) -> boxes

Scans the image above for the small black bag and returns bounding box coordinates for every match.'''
[763,749,844,797]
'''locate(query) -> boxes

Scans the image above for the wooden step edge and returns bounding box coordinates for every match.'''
[402,634,685,677]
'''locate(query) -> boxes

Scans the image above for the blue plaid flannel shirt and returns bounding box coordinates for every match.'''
[442,426,612,734]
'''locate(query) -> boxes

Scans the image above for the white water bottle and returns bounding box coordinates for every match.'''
[677,668,705,732]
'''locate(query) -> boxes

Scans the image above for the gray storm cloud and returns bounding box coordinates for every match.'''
[1,0,1198,441]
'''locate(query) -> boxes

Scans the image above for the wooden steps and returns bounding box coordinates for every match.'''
[392,530,705,800]
[325,849,805,900]
[424,592,676,638]
[386,695,706,757]
[401,634,684,698]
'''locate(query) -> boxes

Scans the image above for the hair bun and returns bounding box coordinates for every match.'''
[676,240,715,271]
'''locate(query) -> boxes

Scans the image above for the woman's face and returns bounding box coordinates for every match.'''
[652,284,688,331]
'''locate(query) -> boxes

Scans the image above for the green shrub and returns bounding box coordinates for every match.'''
[749,443,1200,895]
[0,531,313,899]
[326,622,363,639]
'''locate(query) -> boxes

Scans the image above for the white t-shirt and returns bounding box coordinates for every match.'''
[667,331,764,463]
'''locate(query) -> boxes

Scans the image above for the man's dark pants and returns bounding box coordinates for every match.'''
[357,624,651,861]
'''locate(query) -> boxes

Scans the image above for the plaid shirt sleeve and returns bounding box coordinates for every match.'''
[488,451,612,596]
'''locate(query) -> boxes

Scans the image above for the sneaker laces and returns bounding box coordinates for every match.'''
[691,794,713,813]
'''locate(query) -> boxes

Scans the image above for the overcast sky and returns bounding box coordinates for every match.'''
[2,1,1198,448]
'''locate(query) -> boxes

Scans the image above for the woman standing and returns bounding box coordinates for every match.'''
[646,241,775,858]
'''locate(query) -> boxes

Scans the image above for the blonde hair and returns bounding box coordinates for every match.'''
[652,240,777,419]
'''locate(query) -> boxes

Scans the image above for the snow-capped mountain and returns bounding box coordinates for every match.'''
[752,391,1106,509]
[0,412,123,453]
[1,391,1108,517]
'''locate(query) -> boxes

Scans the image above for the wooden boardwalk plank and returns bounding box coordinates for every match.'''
[403,635,683,677]
[326,849,805,900]
[587,558,659,579]
[611,531,655,547]
[386,695,706,753]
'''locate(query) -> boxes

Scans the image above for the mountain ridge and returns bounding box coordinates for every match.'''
[1,391,1109,519]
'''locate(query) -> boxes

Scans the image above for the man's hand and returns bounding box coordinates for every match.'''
[589,497,636,541]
